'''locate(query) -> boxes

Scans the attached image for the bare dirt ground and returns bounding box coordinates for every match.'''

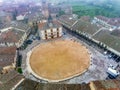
[30,40,90,81]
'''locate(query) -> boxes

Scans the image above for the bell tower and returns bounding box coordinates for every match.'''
[41,0,49,18]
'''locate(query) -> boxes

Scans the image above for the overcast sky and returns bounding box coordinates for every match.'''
[0,0,120,3]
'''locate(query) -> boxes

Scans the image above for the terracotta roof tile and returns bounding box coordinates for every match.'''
[38,20,61,30]
[0,46,16,68]
[96,16,120,27]
[0,28,24,43]
[91,79,120,89]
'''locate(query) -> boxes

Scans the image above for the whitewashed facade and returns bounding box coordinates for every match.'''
[39,23,63,40]
[16,15,25,21]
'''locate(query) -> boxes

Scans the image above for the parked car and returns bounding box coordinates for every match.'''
[26,40,33,44]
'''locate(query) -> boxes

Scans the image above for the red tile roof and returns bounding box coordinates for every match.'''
[96,16,110,22]
[0,46,16,55]
[0,70,24,90]
[38,22,46,30]
[0,46,16,68]
[0,28,24,43]
[0,30,19,43]
[90,79,120,89]
[38,20,61,30]
[96,16,120,27]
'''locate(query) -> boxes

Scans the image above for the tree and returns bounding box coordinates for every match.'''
[17,68,23,74]
[58,10,65,16]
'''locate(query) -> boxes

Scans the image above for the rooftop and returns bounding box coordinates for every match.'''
[96,16,110,22]
[90,79,120,89]
[10,21,29,31]
[93,29,120,52]
[15,79,90,90]
[72,20,99,35]
[0,46,16,68]
[0,20,29,30]
[111,29,120,37]
[96,16,120,27]
[15,79,120,90]
[27,12,46,23]
[59,15,77,27]
[38,20,61,30]
[0,28,25,43]
[0,70,24,90]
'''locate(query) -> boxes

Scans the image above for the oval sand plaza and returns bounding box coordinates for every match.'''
[27,40,91,82]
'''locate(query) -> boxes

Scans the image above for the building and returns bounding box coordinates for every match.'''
[59,14,78,28]
[10,78,120,90]
[0,11,13,29]
[94,16,120,30]
[15,79,90,90]
[41,0,49,18]
[0,27,27,47]
[16,14,25,21]
[0,46,17,73]
[89,79,120,90]
[38,20,62,40]
[0,11,12,22]
[0,70,24,90]
[61,5,72,15]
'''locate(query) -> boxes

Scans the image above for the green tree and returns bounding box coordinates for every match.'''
[58,10,65,16]
[17,68,23,74]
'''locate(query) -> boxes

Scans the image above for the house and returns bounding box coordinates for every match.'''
[16,14,25,21]
[94,16,120,30]
[0,70,24,90]
[38,20,62,40]
[0,46,17,74]
[11,78,120,90]
[89,79,120,90]
[41,0,49,18]
[61,5,72,15]
[0,11,12,25]
[0,27,27,47]
[15,79,90,90]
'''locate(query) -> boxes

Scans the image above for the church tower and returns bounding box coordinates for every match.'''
[41,0,49,18]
